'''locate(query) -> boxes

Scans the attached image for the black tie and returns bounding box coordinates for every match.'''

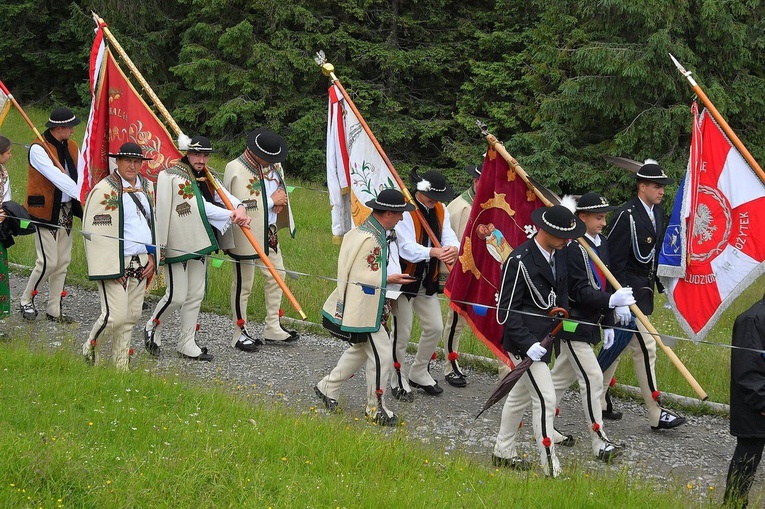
[549,254,556,279]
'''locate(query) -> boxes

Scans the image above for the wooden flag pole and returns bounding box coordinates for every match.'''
[0,80,70,176]
[315,52,451,270]
[670,53,765,184]
[92,12,306,320]
[480,123,707,400]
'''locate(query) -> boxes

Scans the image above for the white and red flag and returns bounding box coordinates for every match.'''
[326,83,400,237]
[658,103,765,341]
[81,21,181,201]
[0,83,12,128]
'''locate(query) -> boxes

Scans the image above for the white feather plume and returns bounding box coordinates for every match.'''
[177,133,192,151]
[416,179,432,192]
[644,158,659,165]
[560,194,577,213]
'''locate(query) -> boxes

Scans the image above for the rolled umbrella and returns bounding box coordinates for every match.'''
[476,307,568,419]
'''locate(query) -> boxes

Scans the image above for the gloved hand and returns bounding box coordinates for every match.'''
[609,287,636,308]
[526,342,547,361]
[615,306,632,326]
[603,328,615,349]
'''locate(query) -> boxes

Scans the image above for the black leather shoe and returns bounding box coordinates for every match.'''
[492,454,534,471]
[234,331,259,352]
[265,329,299,343]
[602,409,623,420]
[409,379,443,396]
[144,329,160,357]
[179,347,213,361]
[445,372,467,388]
[555,430,577,447]
[391,387,414,402]
[313,385,338,412]
[597,444,624,462]
[20,302,37,321]
[46,313,77,324]
[651,409,687,430]
[367,411,398,427]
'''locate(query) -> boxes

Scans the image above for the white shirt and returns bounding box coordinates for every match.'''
[202,181,242,234]
[119,175,153,256]
[395,201,460,263]
[585,232,602,247]
[385,232,403,300]
[261,163,285,226]
[29,143,82,203]
[638,196,656,228]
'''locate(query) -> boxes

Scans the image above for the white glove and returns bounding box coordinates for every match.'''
[609,287,636,308]
[615,306,632,326]
[603,328,615,349]
[526,342,547,361]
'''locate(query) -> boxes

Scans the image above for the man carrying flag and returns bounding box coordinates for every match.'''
[20,107,84,323]
[598,161,686,430]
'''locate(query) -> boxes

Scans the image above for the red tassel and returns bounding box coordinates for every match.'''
[153,318,160,326]
[279,308,284,317]
[609,377,617,387]
[61,290,67,297]
[447,352,459,362]
[652,390,660,401]
[394,362,401,370]
[195,323,200,331]
[129,349,134,356]
[555,407,560,417]
[542,437,552,448]
[431,352,438,361]
[592,423,601,432]
[236,319,246,328]
[89,339,97,347]
[375,389,383,397]
[31,289,38,297]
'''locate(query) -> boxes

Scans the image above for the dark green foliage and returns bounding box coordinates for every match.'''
[2,0,765,206]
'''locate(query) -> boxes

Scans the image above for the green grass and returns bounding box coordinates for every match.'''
[0,106,748,405]
[0,338,715,509]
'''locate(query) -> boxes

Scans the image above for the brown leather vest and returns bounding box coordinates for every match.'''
[25,138,82,225]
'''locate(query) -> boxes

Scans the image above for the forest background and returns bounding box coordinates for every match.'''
[3,0,765,201]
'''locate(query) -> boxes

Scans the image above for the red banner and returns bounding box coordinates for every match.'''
[82,25,181,200]
[444,147,544,365]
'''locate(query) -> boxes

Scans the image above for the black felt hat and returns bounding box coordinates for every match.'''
[45,107,80,128]
[365,188,416,212]
[410,169,455,202]
[109,142,152,160]
[531,205,586,239]
[576,192,617,213]
[186,135,215,153]
[246,128,288,164]
[464,164,482,179]
[633,160,674,185]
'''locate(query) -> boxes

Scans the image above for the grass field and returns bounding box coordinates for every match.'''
[0,339,709,508]
[2,106,759,406]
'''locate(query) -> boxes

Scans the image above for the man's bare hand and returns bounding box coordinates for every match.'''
[387,273,417,285]
[142,255,155,279]
[431,246,458,266]
[231,205,250,227]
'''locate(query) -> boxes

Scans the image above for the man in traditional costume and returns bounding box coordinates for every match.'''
[144,136,250,361]
[316,189,415,426]
[390,170,459,400]
[598,161,686,429]
[439,164,481,388]
[20,107,83,323]
[82,143,155,370]
[550,192,632,462]
[493,204,584,477]
[224,128,297,352]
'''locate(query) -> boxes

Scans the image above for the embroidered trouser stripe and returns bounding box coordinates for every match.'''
[317,327,393,417]
[391,287,443,388]
[523,362,558,474]
[442,309,465,376]
[91,280,111,341]
[22,224,73,315]
[390,314,407,391]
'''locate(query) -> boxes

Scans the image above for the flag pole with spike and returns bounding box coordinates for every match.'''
[669,53,765,183]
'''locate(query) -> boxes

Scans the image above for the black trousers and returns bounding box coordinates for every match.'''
[725,436,765,508]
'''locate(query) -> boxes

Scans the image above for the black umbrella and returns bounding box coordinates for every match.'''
[476,307,568,418]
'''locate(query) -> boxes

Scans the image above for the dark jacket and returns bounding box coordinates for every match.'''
[0,200,34,249]
[559,236,615,344]
[606,196,666,315]
[730,298,765,438]
[498,237,569,362]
